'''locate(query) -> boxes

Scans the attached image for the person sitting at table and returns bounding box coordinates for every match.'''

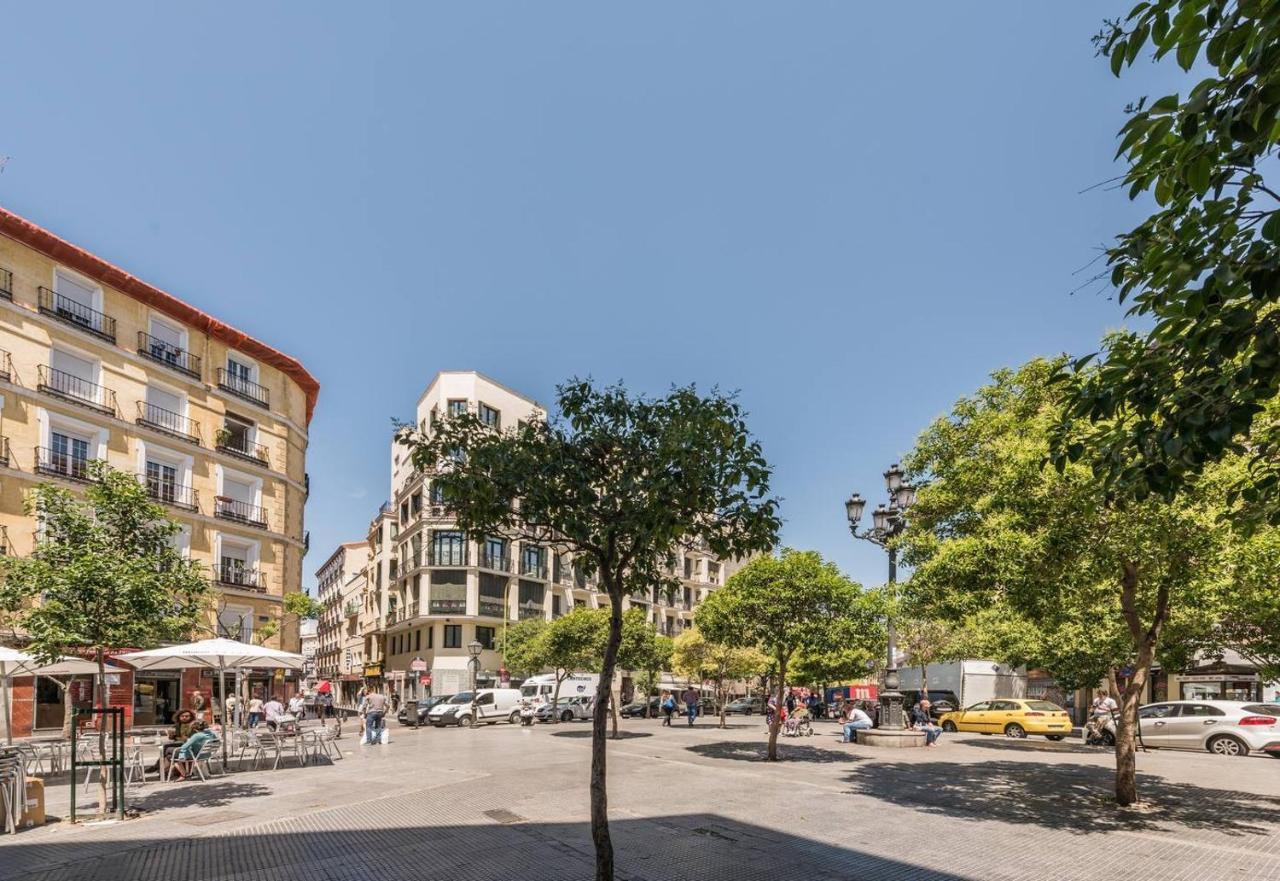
[263,695,286,731]
[146,709,198,775]
[170,721,217,780]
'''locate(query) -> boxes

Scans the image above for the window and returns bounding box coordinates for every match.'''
[552,594,562,617]
[219,538,255,585]
[146,460,178,503]
[425,626,434,649]
[521,545,546,578]
[414,630,421,652]
[400,501,409,524]
[476,626,495,650]
[49,348,100,405]
[483,537,507,569]
[56,270,98,312]
[476,692,494,706]
[1179,704,1225,717]
[147,317,187,366]
[50,430,91,478]
[1138,704,1177,719]
[965,702,991,712]
[447,399,467,417]
[411,492,422,515]
[683,557,693,579]
[227,355,254,385]
[218,605,252,641]
[990,700,1020,711]
[432,530,467,566]
[479,403,500,429]
[444,625,462,648]
[220,414,254,451]
[518,580,544,618]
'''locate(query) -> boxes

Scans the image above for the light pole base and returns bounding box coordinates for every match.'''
[855,728,928,749]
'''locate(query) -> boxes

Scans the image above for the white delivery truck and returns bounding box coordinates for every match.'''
[519,673,600,706]
[897,659,1027,711]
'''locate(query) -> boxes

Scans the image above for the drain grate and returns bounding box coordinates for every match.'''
[692,826,738,843]
[483,808,527,825]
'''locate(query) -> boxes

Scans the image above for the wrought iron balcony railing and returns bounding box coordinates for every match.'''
[137,401,201,444]
[520,557,548,580]
[479,548,511,571]
[137,331,201,379]
[38,287,116,343]
[429,597,467,614]
[35,446,100,482]
[478,598,506,618]
[428,545,469,567]
[216,564,264,591]
[215,430,269,467]
[143,477,199,512]
[0,268,11,301]
[214,496,268,529]
[0,437,9,468]
[0,350,10,384]
[217,368,269,408]
[37,365,117,416]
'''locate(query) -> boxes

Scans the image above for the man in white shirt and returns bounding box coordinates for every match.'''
[263,695,285,730]
[842,702,874,743]
[1088,690,1119,739]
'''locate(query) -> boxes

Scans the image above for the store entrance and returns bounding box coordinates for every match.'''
[134,674,182,726]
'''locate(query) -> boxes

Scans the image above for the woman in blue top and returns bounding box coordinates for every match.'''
[171,721,217,779]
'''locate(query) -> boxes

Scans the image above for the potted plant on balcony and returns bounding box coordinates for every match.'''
[214,427,234,448]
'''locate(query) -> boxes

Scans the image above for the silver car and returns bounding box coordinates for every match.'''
[1137,700,1280,757]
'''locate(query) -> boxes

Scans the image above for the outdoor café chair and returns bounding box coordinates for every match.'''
[166,738,221,782]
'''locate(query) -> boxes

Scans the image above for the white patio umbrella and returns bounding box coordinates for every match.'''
[116,639,304,767]
[0,646,37,745]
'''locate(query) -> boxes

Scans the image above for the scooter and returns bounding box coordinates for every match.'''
[1084,711,1117,746]
[519,701,536,727]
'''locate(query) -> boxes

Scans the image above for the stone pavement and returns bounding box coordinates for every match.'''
[3,716,1279,881]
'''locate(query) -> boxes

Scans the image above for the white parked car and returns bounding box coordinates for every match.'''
[427,688,525,727]
[1137,700,1280,757]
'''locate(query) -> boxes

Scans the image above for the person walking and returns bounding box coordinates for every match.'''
[247,693,264,728]
[660,692,675,727]
[682,686,700,727]
[363,690,388,745]
[842,702,874,743]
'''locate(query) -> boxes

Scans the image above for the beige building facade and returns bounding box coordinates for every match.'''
[0,206,318,652]
[313,541,369,702]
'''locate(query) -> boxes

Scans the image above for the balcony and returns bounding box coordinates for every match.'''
[216,564,264,592]
[37,365,117,416]
[35,447,101,482]
[214,496,268,529]
[0,268,11,301]
[0,525,9,556]
[0,437,8,468]
[429,597,467,614]
[38,286,116,343]
[217,367,269,409]
[344,601,360,618]
[478,598,506,618]
[518,603,544,620]
[137,401,201,445]
[386,607,403,625]
[0,350,10,383]
[144,477,199,512]
[215,429,270,467]
[428,545,469,567]
[137,331,201,380]
[479,548,511,572]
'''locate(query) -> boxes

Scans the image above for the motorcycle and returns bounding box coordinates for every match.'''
[1084,710,1117,746]
[519,701,536,727]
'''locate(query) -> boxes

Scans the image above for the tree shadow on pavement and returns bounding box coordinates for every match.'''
[841,759,1280,836]
[550,730,653,740]
[687,740,860,764]
[128,780,275,812]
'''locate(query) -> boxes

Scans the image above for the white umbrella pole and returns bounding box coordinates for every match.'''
[218,663,228,770]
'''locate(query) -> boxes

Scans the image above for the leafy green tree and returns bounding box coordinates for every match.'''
[900,359,1245,805]
[1,464,210,813]
[249,591,322,647]
[896,616,960,697]
[541,608,609,719]
[697,549,869,760]
[613,608,670,733]
[1053,2,1280,517]
[671,627,768,728]
[500,617,549,678]
[397,380,779,881]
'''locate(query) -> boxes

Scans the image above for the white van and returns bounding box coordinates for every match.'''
[428,688,524,727]
[520,673,599,706]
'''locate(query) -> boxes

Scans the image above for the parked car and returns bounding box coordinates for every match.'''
[938,699,1073,740]
[1136,700,1280,757]
[396,694,451,726]
[900,690,960,720]
[621,697,659,718]
[724,696,765,716]
[536,695,594,722]
[427,688,524,727]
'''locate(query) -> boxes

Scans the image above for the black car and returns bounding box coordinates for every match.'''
[621,697,659,718]
[397,694,451,726]
[899,690,960,720]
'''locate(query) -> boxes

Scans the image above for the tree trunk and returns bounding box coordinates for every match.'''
[609,687,620,739]
[590,593,624,881]
[921,664,928,697]
[551,670,564,724]
[767,656,786,761]
[60,680,73,740]
[718,679,727,729]
[1114,563,1168,807]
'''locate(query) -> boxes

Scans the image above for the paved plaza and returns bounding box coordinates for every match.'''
[3,717,1279,881]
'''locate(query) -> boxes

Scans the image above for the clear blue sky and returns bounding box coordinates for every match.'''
[0,3,1180,592]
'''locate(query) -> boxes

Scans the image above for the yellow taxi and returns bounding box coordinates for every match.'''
[937,699,1073,740]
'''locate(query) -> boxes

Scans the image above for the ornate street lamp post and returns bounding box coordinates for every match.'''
[467,639,483,730]
[846,464,917,732]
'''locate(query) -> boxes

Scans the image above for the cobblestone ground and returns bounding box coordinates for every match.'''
[3,716,1279,881]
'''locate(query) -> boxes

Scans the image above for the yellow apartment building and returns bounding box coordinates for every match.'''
[0,206,318,652]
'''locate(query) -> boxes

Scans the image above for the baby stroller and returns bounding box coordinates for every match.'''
[782,709,812,737]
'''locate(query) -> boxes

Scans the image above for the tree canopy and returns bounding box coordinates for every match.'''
[1053,1,1280,520]
[670,627,768,728]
